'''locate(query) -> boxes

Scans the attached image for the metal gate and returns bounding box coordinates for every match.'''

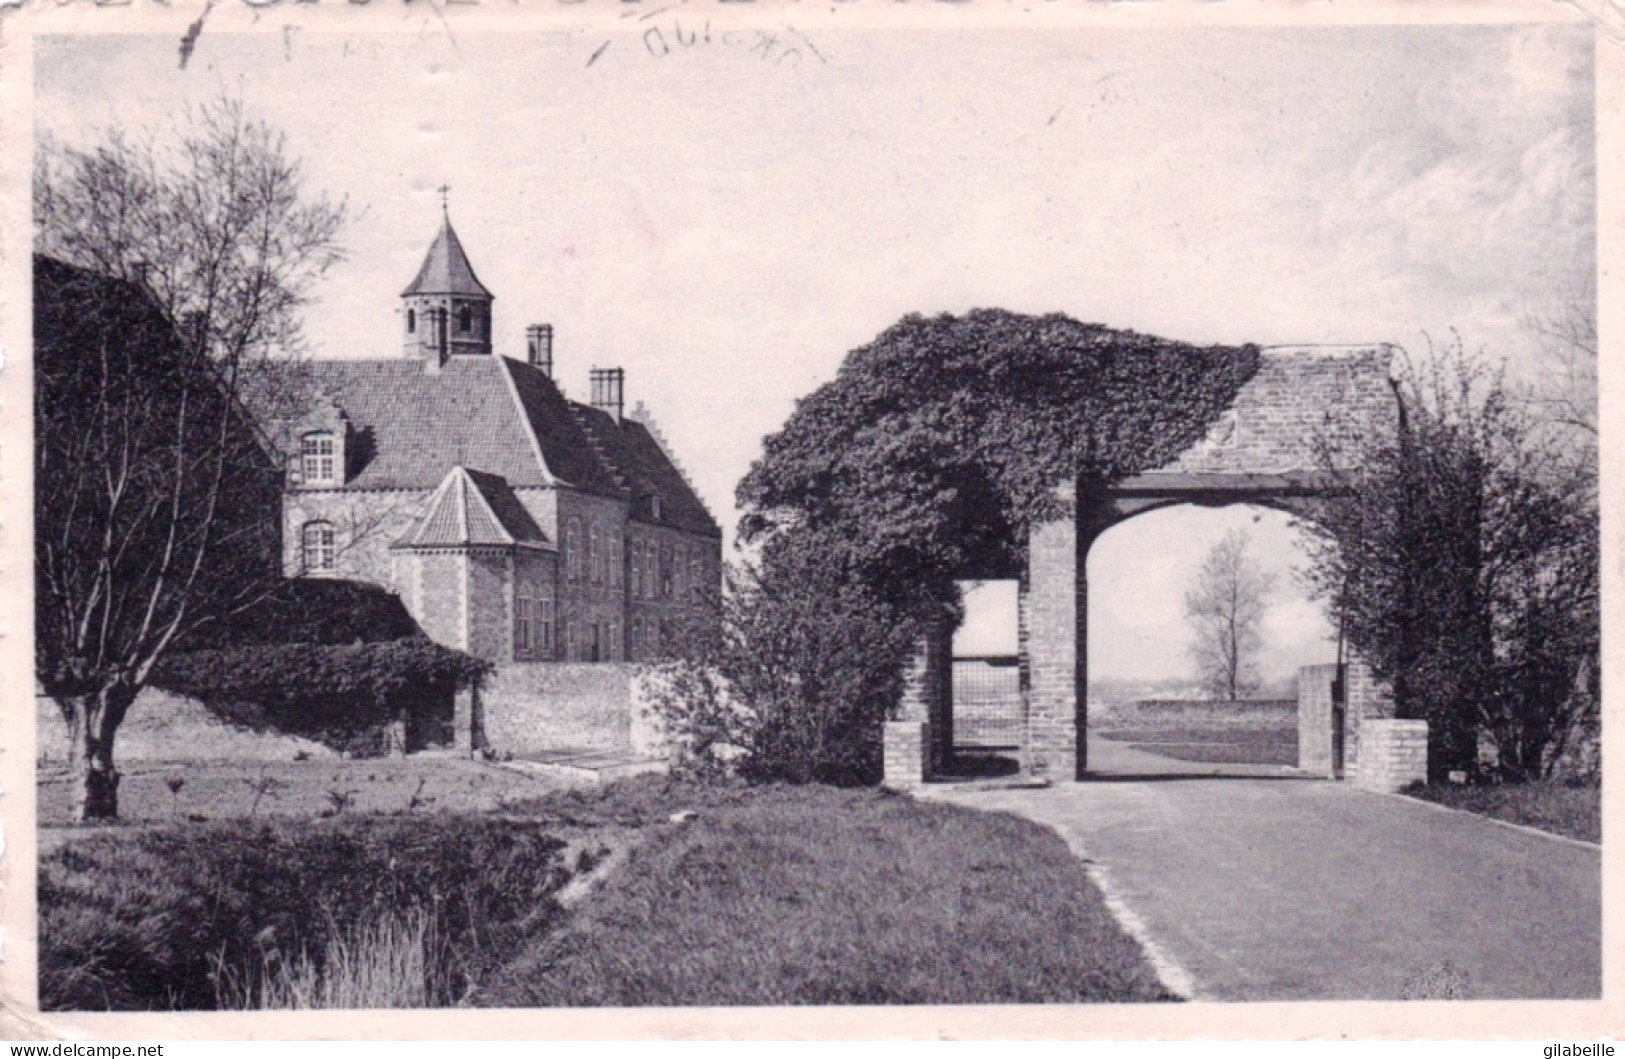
[952,655,1022,750]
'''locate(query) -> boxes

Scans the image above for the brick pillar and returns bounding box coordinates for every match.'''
[898,622,954,777]
[454,686,486,756]
[1354,719,1428,792]
[1024,481,1081,781]
[1342,656,1391,776]
[883,721,930,790]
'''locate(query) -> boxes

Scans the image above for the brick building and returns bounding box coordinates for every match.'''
[282,211,722,665]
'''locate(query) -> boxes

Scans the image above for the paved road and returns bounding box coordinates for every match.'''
[921,737,1601,1001]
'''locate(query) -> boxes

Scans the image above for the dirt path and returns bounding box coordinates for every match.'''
[921,736,1601,1000]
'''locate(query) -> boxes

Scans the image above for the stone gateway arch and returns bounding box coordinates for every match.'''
[883,344,1410,786]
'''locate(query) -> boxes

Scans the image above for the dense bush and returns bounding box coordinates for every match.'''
[1299,348,1598,781]
[644,559,917,786]
[194,578,422,649]
[39,815,566,1011]
[151,638,491,754]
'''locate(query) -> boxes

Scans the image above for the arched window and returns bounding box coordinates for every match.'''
[514,587,533,656]
[690,550,703,598]
[632,617,644,660]
[406,308,416,334]
[566,520,582,581]
[301,432,337,486]
[608,535,622,590]
[458,304,473,333]
[301,521,336,573]
[539,597,555,656]
[589,524,602,584]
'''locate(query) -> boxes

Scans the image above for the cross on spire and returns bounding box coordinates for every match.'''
[437,183,451,214]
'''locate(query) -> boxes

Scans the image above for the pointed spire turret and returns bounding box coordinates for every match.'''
[402,205,493,363]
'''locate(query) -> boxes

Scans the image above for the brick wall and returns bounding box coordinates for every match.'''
[475,662,641,755]
[898,619,954,775]
[882,721,929,790]
[284,489,426,585]
[1023,481,1079,781]
[1354,719,1428,793]
[1159,346,1396,476]
[466,551,510,662]
[556,491,629,661]
[625,520,722,662]
[416,553,465,651]
[1344,657,1393,775]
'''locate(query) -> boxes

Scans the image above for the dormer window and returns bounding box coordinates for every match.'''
[301,432,338,486]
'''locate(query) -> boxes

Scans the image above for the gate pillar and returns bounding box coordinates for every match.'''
[1023,481,1083,780]
[898,619,954,778]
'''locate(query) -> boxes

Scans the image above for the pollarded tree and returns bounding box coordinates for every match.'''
[1184,529,1275,702]
[34,100,347,819]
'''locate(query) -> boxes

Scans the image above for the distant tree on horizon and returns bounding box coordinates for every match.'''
[1183,528,1275,702]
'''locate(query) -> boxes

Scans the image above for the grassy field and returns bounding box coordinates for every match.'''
[39,774,1171,1009]
[36,756,562,828]
[1092,700,1298,766]
[1403,781,1601,844]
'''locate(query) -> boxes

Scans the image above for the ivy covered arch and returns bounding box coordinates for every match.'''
[740,308,1399,783]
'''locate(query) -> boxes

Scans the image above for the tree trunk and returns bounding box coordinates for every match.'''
[60,681,139,821]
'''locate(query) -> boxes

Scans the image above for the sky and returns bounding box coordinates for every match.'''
[34,22,1596,681]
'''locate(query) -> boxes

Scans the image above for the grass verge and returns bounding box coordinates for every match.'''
[482,781,1173,1005]
[39,814,567,1010]
[40,776,1175,1009]
[1401,781,1600,844]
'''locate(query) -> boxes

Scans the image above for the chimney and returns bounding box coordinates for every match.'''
[590,367,625,424]
[526,324,554,377]
[425,306,450,374]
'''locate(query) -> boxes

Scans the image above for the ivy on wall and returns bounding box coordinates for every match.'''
[738,309,1262,608]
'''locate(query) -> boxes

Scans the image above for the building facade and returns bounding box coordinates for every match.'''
[282,212,722,665]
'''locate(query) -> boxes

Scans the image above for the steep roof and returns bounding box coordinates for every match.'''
[305,358,556,489]
[573,403,722,538]
[393,466,549,549]
[400,217,493,299]
[498,358,626,496]
[298,353,718,535]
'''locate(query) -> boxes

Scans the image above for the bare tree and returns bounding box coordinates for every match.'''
[1183,528,1275,702]
[1523,280,1597,440]
[34,99,347,819]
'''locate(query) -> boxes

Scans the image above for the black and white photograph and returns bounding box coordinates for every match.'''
[4,0,1614,1039]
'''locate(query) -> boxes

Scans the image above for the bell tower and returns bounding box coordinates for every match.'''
[402,190,494,364]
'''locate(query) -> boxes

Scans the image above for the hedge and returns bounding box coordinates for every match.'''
[151,638,493,754]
